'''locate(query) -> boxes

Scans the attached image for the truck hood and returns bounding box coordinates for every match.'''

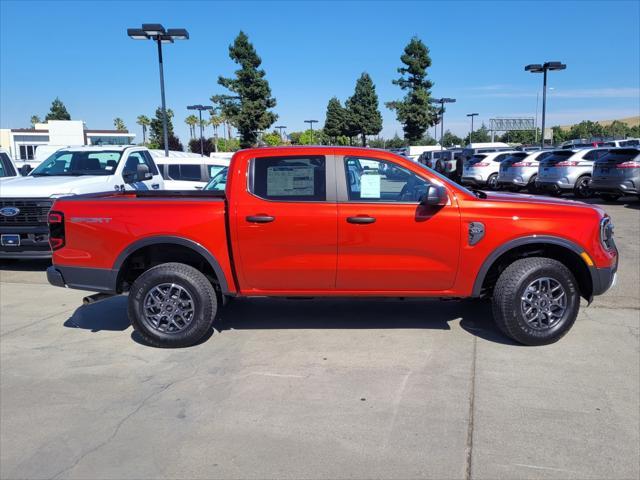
[481,191,605,214]
[0,175,112,198]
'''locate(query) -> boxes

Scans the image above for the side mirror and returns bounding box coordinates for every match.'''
[20,164,32,176]
[420,185,448,206]
[136,164,152,182]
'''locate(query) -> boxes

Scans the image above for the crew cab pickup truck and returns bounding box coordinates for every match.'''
[0,145,163,259]
[46,147,618,347]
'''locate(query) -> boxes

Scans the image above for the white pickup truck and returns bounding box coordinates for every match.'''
[0,145,164,259]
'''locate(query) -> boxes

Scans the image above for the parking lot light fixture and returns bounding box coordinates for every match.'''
[525,61,566,148]
[430,98,456,151]
[466,113,479,143]
[275,125,287,142]
[188,105,214,157]
[128,23,189,157]
[304,120,318,144]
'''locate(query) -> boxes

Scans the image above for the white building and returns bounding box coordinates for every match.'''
[0,120,135,161]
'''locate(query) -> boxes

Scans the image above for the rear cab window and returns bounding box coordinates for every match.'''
[250,156,326,201]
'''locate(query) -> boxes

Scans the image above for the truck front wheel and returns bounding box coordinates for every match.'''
[128,262,217,348]
[491,257,580,346]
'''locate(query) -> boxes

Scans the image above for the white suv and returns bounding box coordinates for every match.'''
[461,151,517,189]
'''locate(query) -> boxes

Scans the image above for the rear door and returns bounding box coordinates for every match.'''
[336,155,460,292]
[234,154,338,292]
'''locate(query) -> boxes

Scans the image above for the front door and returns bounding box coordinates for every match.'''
[336,156,460,292]
[122,151,163,190]
[234,154,337,292]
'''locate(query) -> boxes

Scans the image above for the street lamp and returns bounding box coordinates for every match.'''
[128,24,189,157]
[275,125,287,142]
[187,105,214,156]
[304,120,318,144]
[466,113,479,143]
[525,61,566,148]
[430,98,456,150]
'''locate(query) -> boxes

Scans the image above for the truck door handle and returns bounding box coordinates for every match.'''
[246,215,275,223]
[347,216,376,224]
[152,183,160,190]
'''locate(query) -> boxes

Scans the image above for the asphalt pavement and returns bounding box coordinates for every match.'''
[0,197,638,480]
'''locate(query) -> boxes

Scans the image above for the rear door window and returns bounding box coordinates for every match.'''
[250,156,326,201]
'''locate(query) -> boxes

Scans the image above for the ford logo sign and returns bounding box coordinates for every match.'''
[0,207,20,217]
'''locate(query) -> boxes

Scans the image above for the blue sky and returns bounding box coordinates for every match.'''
[1,0,639,144]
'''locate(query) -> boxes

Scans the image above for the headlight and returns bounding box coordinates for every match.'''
[49,193,76,199]
[600,216,615,251]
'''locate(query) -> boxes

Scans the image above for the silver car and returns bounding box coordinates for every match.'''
[461,151,517,189]
[536,148,610,198]
[497,150,553,193]
[590,147,640,200]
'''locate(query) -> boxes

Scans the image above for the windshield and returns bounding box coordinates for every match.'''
[204,167,228,192]
[31,150,122,176]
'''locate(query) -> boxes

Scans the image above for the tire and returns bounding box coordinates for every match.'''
[491,257,580,346]
[128,262,218,348]
[486,173,499,190]
[599,193,621,202]
[527,175,538,194]
[573,175,592,199]
[435,160,445,174]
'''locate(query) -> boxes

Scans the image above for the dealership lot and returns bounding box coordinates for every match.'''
[0,198,638,480]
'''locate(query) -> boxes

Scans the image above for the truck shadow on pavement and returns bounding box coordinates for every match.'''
[0,259,51,271]
[63,296,518,346]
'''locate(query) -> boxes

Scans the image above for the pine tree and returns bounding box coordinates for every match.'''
[323,97,347,144]
[345,73,383,146]
[149,107,183,151]
[214,31,277,148]
[386,37,436,142]
[45,97,71,121]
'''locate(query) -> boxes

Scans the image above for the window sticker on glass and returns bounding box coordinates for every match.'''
[267,166,315,196]
[360,173,381,198]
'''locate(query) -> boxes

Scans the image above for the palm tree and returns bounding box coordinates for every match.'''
[113,117,126,131]
[136,115,151,144]
[209,114,222,152]
[30,115,41,128]
[185,115,198,139]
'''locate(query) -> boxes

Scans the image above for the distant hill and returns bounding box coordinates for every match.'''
[559,116,639,131]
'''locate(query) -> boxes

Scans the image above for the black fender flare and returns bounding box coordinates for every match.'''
[471,235,595,298]
[113,236,230,294]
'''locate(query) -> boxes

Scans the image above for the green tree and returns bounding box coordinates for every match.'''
[498,129,539,145]
[149,107,183,151]
[569,120,604,139]
[386,37,436,142]
[440,130,463,147]
[45,97,71,121]
[214,31,277,148]
[216,137,240,152]
[136,115,151,144]
[184,115,198,139]
[262,131,283,146]
[386,134,408,148]
[113,117,126,131]
[323,97,347,144]
[30,115,41,128]
[464,124,492,144]
[345,73,383,146]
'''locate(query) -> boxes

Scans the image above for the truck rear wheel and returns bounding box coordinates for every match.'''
[491,257,580,346]
[128,262,217,348]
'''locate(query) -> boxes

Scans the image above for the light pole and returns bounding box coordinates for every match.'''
[430,98,456,150]
[187,105,214,156]
[275,125,287,142]
[304,119,318,144]
[525,61,566,148]
[466,113,479,144]
[128,24,189,157]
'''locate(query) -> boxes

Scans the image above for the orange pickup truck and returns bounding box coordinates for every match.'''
[46,147,617,347]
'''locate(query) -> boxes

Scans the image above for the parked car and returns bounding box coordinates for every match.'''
[536,148,610,198]
[603,138,640,148]
[151,152,231,190]
[460,142,512,160]
[0,146,163,259]
[418,149,463,179]
[0,148,18,179]
[392,146,441,162]
[46,146,617,347]
[203,166,228,193]
[497,150,553,193]
[590,147,640,200]
[461,151,517,189]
